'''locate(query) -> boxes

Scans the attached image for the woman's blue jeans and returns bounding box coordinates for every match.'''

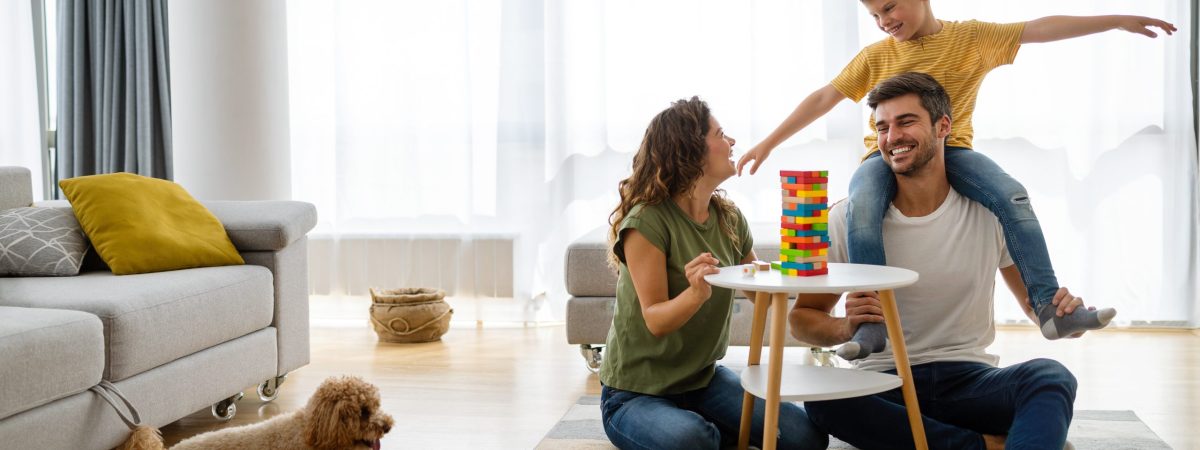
[806,359,1078,450]
[600,365,828,449]
[846,147,1059,308]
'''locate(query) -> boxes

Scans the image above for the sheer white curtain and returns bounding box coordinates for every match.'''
[287,0,1198,325]
[0,1,44,198]
[919,1,1197,325]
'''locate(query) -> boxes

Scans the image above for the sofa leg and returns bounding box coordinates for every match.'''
[580,344,603,374]
[257,373,288,402]
[210,392,244,421]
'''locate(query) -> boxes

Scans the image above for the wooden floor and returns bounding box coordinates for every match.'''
[160,296,1200,449]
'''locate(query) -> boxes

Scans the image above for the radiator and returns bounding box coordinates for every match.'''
[307,234,514,298]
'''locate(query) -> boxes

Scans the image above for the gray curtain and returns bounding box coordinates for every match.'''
[56,0,172,187]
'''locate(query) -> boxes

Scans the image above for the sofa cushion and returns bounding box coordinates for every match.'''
[0,265,274,381]
[0,207,90,276]
[565,225,782,297]
[0,307,104,420]
[58,172,244,275]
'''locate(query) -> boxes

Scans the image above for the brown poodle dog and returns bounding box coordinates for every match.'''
[123,376,393,450]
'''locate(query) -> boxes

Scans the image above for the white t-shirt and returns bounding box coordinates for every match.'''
[827,188,1014,372]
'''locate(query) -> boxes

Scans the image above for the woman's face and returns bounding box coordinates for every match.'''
[702,115,737,182]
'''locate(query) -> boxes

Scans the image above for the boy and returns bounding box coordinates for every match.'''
[738,0,1175,360]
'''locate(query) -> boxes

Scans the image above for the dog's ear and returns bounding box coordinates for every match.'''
[118,425,165,450]
[304,396,359,449]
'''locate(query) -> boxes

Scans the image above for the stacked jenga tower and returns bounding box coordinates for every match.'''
[773,170,829,276]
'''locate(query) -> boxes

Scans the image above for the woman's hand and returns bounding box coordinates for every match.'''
[841,291,885,342]
[684,252,721,302]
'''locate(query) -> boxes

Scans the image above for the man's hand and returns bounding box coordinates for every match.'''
[1051,287,1095,338]
[736,144,772,176]
[1114,15,1176,38]
[684,252,720,302]
[841,291,886,342]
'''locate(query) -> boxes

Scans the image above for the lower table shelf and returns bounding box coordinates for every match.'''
[740,365,903,402]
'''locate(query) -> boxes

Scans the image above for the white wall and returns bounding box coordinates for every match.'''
[169,0,291,200]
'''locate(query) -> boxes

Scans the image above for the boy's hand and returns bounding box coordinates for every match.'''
[1116,15,1176,38]
[841,291,885,342]
[737,144,772,176]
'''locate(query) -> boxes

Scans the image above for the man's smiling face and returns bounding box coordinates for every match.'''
[874,93,947,177]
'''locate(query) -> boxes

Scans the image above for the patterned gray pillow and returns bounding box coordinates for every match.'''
[0,207,90,276]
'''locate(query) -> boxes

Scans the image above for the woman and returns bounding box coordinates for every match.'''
[600,96,827,449]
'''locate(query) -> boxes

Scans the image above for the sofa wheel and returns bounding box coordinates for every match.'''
[210,392,244,421]
[257,373,288,402]
[580,344,603,373]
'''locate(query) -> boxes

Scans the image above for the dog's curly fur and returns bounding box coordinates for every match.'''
[122,376,393,450]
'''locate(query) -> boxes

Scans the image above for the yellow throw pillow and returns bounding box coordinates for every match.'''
[58,173,244,275]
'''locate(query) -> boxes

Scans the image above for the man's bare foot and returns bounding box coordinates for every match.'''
[983,434,1006,450]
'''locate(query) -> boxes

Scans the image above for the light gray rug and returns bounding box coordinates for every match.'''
[537,396,1171,449]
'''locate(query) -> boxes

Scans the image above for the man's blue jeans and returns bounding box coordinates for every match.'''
[806,359,1078,450]
[846,147,1060,308]
[600,365,828,449]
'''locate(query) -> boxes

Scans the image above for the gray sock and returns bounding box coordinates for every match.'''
[1037,303,1117,340]
[836,322,887,360]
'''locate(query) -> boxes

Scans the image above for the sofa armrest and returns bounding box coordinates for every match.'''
[204,201,317,251]
[0,167,33,210]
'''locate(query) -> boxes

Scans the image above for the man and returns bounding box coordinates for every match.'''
[789,72,1090,449]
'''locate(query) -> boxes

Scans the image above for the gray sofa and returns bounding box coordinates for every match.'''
[564,225,813,371]
[0,167,316,449]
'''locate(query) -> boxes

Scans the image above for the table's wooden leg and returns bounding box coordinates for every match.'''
[738,291,771,450]
[879,289,929,450]
[762,292,788,450]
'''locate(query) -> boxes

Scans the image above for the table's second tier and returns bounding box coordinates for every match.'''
[740,365,902,402]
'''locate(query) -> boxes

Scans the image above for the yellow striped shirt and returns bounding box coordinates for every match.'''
[831,20,1025,160]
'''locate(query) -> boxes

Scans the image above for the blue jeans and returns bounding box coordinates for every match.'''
[600,365,828,450]
[846,147,1059,307]
[806,359,1077,450]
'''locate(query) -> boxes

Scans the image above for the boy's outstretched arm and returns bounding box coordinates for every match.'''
[737,83,847,176]
[1021,15,1177,44]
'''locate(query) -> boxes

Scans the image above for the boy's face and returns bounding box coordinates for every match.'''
[861,0,930,42]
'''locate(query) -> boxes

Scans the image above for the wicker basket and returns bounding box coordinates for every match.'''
[368,287,453,343]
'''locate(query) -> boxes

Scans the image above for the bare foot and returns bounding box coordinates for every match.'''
[983,434,1006,450]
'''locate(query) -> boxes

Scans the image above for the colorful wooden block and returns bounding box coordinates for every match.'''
[781,254,828,263]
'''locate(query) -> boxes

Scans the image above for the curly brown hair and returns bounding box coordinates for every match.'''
[607,96,741,269]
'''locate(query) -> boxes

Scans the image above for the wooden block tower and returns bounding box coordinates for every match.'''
[773,170,829,276]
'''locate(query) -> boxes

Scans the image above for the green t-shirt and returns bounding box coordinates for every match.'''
[599,200,753,395]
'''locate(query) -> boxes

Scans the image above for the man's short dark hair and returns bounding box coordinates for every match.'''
[866,72,952,124]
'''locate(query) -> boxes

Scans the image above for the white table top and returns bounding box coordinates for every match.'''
[740,365,902,402]
[704,263,918,294]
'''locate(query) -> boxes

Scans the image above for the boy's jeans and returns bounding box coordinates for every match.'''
[846,147,1059,308]
[806,359,1077,450]
[600,365,828,449]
